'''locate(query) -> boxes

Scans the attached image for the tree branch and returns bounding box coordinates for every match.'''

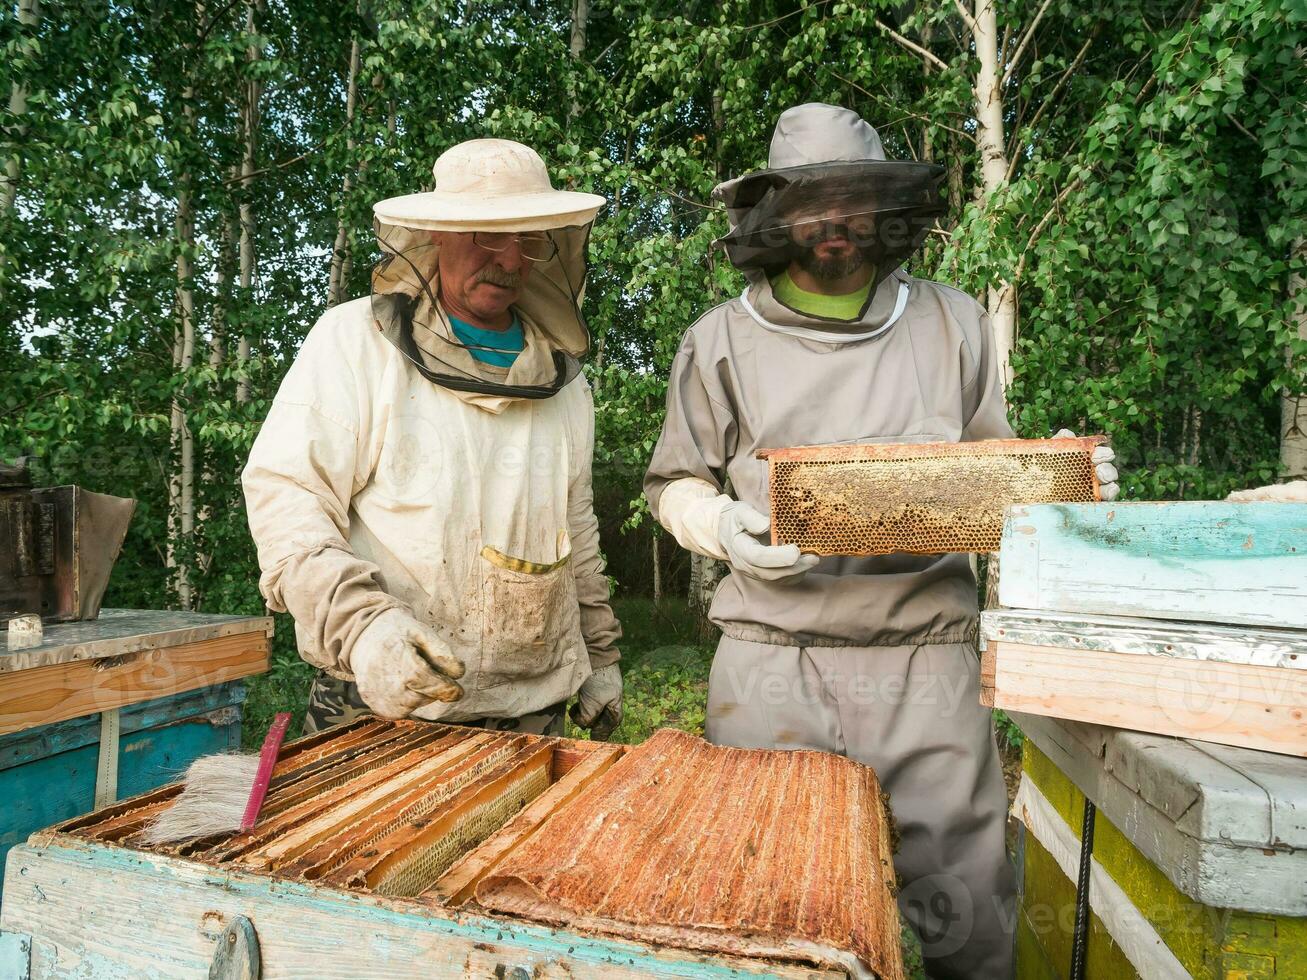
[196,0,244,47]
[1002,0,1054,86]
[624,171,722,212]
[1225,113,1258,143]
[873,18,949,71]
[1015,174,1084,281]
[830,70,976,141]
[1005,26,1099,180]
[953,0,978,35]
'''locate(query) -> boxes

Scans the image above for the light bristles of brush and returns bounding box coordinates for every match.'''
[141,712,292,845]
[140,754,262,844]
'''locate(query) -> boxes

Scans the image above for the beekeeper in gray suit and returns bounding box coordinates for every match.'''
[645,104,1119,978]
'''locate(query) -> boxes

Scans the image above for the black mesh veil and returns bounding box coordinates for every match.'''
[714,160,947,275]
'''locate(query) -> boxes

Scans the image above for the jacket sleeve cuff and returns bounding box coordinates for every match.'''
[260,545,404,677]
[655,478,732,560]
[586,645,621,670]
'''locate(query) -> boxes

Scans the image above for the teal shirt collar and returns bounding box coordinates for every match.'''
[448,314,524,368]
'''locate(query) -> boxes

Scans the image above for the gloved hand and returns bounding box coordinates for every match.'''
[1227,480,1307,502]
[718,500,820,583]
[569,663,623,741]
[1055,429,1120,501]
[349,609,465,719]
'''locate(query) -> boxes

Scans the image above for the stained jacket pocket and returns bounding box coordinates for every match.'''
[476,535,580,690]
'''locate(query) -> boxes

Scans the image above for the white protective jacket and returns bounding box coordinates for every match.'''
[242,297,620,722]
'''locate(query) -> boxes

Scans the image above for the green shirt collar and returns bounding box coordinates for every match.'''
[770,270,872,321]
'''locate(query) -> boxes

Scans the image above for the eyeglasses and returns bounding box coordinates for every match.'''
[472,231,558,262]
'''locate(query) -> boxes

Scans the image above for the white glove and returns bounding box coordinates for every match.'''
[1227,480,1307,502]
[349,609,465,719]
[570,663,623,741]
[1055,429,1119,501]
[718,500,820,583]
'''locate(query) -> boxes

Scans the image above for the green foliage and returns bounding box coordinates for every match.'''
[2,0,1303,620]
[564,596,712,744]
[994,709,1025,750]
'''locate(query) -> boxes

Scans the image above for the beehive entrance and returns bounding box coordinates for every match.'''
[761,436,1103,556]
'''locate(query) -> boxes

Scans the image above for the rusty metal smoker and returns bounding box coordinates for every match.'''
[0,458,135,629]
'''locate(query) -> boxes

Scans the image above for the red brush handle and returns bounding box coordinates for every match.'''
[240,712,292,833]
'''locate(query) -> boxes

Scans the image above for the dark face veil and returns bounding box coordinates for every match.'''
[713,161,947,280]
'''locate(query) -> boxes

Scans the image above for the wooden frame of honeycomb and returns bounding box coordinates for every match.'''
[759,436,1105,556]
[41,720,904,978]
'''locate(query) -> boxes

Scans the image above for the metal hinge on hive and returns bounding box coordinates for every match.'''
[758,436,1105,557]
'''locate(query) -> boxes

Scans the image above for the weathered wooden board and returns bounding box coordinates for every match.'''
[1011,775,1189,979]
[1016,712,1307,917]
[0,838,838,979]
[0,608,274,673]
[999,502,1307,628]
[986,639,1307,757]
[432,742,624,905]
[0,683,244,902]
[981,608,1307,670]
[0,632,268,735]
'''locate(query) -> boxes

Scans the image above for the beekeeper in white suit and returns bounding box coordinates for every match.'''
[645,104,1120,979]
[243,138,622,738]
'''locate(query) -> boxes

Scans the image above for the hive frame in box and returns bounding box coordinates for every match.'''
[1,720,889,979]
[758,436,1103,557]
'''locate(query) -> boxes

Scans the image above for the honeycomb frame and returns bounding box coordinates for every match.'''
[759,436,1104,557]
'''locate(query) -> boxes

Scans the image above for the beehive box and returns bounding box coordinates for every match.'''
[760,437,1103,557]
[0,681,244,907]
[0,722,903,979]
[1011,713,1307,979]
[0,609,269,910]
[998,501,1307,630]
[980,609,1307,757]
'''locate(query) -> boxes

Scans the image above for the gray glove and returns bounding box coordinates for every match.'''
[1055,429,1120,501]
[570,663,623,741]
[717,500,820,583]
[349,609,465,719]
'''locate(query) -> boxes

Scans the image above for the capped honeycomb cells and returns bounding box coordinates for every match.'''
[761,437,1103,556]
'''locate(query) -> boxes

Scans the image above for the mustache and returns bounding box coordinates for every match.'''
[475,267,523,289]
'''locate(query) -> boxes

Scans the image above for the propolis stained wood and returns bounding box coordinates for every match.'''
[0,720,904,978]
[476,729,904,980]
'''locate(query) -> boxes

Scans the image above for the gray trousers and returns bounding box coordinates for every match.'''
[706,637,1015,980]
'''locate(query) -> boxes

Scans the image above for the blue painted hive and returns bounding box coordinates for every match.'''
[0,608,271,907]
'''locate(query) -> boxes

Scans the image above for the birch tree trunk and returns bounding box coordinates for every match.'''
[568,0,588,121]
[0,0,39,292]
[970,0,1017,388]
[1282,237,1307,479]
[236,0,262,403]
[170,129,197,610]
[1,0,38,213]
[327,29,361,308]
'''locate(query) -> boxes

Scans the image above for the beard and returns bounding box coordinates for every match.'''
[795,246,871,281]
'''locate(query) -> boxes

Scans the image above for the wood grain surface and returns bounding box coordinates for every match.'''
[0,632,269,735]
[999,501,1307,628]
[987,640,1307,757]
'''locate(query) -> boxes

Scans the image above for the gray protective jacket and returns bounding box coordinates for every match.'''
[644,267,1014,648]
